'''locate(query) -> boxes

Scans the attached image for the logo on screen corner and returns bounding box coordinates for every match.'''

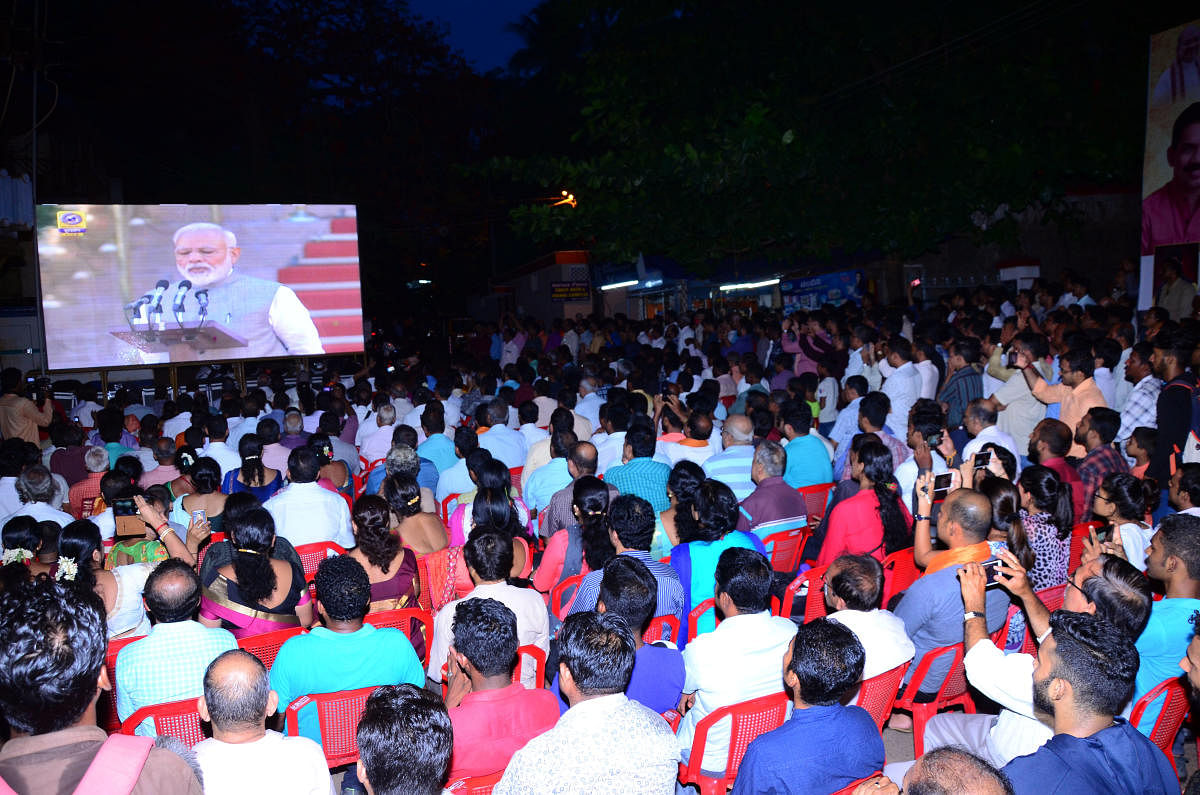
[56,211,86,235]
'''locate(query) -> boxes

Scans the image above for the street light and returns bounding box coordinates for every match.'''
[552,189,577,208]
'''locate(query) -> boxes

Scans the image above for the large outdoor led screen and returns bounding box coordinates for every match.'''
[36,204,364,370]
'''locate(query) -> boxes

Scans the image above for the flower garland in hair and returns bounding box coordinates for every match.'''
[1,549,32,566]
[56,557,79,582]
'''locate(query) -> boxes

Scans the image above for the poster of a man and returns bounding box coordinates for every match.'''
[1142,102,1200,255]
[1151,25,1200,107]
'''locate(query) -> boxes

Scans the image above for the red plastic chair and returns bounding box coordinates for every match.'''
[1129,677,1189,776]
[1018,584,1068,655]
[991,604,1019,648]
[513,536,533,579]
[893,644,975,756]
[285,686,378,768]
[855,662,910,731]
[880,548,919,607]
[644,614,681,645]
[796,482,835,524]
[514,644,547,688]
[1068,520,1103,571]
[677,691,790,795]
[551,573,585,620]
[195,531,226,572]
[441,493,461,525]
[759,521,810,573]
[367,607,435,665]
[687,597,723,642]
[662,709,682,731]
[509,467,523,498]
[119,697,207,747]
[832,773,884,795]
[100,634,146,733]
[776,564,829,621]
[237,626,306,671]
[445,770,504,794]
[294,541,348,584]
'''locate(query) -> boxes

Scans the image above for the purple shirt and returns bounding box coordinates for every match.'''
[736,476,808,533]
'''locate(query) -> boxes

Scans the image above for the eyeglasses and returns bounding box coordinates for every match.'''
[1065,576,1087,599]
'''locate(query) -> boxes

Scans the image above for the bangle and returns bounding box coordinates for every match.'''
[154,522,168,534]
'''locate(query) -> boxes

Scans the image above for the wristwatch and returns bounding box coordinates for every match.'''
[963,611,986,622]
[913,513,932,523]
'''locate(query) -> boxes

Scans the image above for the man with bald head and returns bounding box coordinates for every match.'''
[859,747,1013,795]
[194,649,333,794]
[541,441,618,537]
[891,488,1009,722]
[115,559,237,736]
[702,414,756,501]
[662,412,716,467]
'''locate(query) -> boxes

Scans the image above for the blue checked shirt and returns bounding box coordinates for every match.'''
[1116,374,1162,443]
[605,457,672,513]
[567,550,686,623]
[116,620,238,736]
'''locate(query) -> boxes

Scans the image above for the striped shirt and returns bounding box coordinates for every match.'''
[702,445,756,502]
[567,550,685,622]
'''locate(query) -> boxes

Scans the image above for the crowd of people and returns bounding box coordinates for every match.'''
[1,266,1200,793]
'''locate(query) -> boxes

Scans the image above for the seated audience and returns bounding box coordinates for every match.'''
[702,414,756,501]
[652,460,705,559]
[533,475,614,600]
[732,618,884,794]
[264,447,354,549]
[169,456,228,536]
[860,747,1013,795]
[494,611,680,794]
[356,684,453,795]
[605,425,672,513]
[1091,471,1157,571]
[819,440,912,566]
[735,439,808,539]
[781,400,833,488]
[194,650,333,795]
[444,598,560,780]
[824,554,915,686]
[220,433,283,501]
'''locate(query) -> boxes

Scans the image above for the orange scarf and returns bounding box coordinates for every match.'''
[924,541,991,576]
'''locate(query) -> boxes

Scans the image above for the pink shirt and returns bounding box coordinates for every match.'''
[818,488,912,567]
[447,684,560,780]
[1142,180,1200,255]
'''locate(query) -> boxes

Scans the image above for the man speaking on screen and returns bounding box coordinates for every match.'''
[171,222,324,357]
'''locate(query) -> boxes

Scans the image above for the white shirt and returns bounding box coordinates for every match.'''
[478,425,528,469]
[427,581,550,688]
[202,440,242,479]
[828,608,915,681]
[816,377,840,423]
[595,431,627,476]
[575,392,604,432]
[895,449,948,514]
[680,611,798,772]
[1093,367,1117,409]
[264,481,354,550]
[123,447,160,475]
[194,730,334,795]
[656,440,714,468]
[1113,347,1133,412]
[915,359,939,400]
[160,411,192,441]
[881,361,921,437]
[1119,521,1155,571]
[962,640,1052,766]
[992,363,1051,457]
[519,423,549,449]
[440,398,461,433]
[401,404,428,434]
[0,477,21,517]
[93,507,116,541]
[265,286,325,355]
[1,500,75,528]
[359,423,396,463]
[961,425,1021,474]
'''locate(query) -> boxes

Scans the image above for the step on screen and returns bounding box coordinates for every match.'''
[35,204,364,370]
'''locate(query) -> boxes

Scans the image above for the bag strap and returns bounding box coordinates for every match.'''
[73,734,154,795]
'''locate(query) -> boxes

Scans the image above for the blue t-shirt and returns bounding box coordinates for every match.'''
[1003,718,1176,794]
[270,625,424,745]
[783,435,833,489]
[1132,596,1200,734]
[552,642,686,716]
[730,703,884,795]
[417,434,458,473]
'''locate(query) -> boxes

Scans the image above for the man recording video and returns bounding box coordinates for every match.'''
[163,222,324,358]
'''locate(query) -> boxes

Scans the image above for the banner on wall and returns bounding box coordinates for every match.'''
[1141,19,1200,311]
[779,270,864,313]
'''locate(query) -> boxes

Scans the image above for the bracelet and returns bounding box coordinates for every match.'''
[963,610,987,622]
[154,522,169,534]
[913,513,932,523]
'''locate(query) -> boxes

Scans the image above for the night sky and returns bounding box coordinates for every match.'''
[409,0,542,72]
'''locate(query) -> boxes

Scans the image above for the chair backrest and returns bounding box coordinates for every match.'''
[880,548,919,606]
[1130,677,1189,772]
[441,493,461,525]
[856,662,910,730]
[237,626,306,671]
[776,565,828,620]
[509,467,523,497]
[894,644,967,710]
[445,770,504,794]
[679,691,790,788]
[285,686,378,768]
[513,644,547,688]
[100,634,147,733]
[294,541,348,584]
[687,597,721,642]
[644,614,681,645]
[1068,521,1103,571]
[551,573,585,620]
[797,482,835,523]
[513,536,533,579]
[367,607,435,665]
[119,697,207,747]
[759,521,810,574]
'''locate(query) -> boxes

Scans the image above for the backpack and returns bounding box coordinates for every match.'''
[0,734,154,795]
